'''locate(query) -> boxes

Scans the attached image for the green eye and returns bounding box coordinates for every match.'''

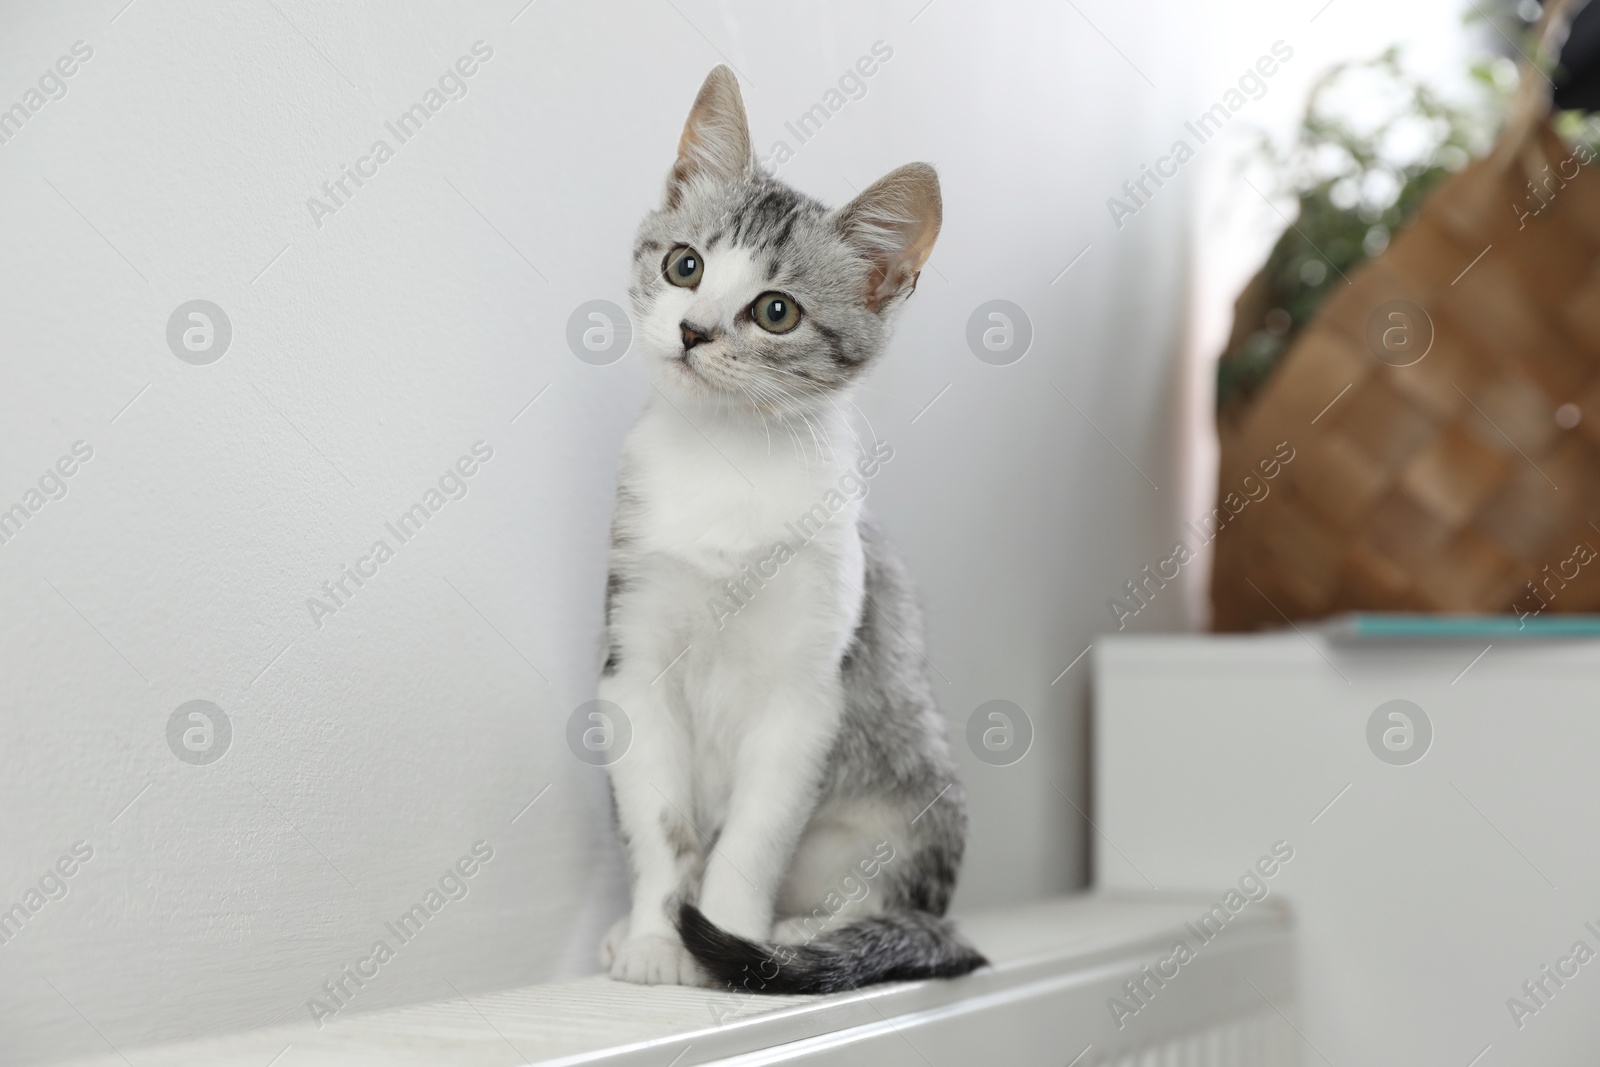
[664,245,703,287]
[751,292,801,333]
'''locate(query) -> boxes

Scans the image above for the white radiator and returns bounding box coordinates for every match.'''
[48,895,1297,1066]
[1084,1011,1296,1067]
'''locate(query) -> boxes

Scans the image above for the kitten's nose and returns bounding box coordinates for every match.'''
[680,320,713,351]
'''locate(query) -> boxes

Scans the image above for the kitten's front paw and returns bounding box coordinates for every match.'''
[610,933,705,987]
[599,916,630,968]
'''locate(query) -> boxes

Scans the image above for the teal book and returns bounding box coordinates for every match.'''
[1322,614,1600,639]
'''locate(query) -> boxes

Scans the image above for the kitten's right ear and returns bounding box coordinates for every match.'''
[665,65,753,209]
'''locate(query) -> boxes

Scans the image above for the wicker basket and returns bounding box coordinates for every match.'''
[1211,8,1600,630]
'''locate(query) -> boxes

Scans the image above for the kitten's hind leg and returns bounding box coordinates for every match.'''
[772,799,898,947]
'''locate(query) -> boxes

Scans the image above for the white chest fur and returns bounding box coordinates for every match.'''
[623,397,865,577]
[608,398,874,873]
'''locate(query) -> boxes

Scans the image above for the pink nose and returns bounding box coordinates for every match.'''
[680,321,712,350]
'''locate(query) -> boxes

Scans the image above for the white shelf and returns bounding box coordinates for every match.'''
[1096,632,1600,1066]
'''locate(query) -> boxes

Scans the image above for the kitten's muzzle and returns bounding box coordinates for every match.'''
[679,320,714,352]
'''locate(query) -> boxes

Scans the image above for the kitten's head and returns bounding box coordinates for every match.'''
[629,66,940,413]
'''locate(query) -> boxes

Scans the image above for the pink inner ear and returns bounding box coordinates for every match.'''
[865,252,910,312]
[838,164,941,312]
[862,251,895,311]
[666,67,752,208]
[858,221,935,311]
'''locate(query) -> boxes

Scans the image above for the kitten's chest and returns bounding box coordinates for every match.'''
[624,405,855,570]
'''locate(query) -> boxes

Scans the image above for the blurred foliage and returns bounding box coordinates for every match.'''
[1215,48,1510,420]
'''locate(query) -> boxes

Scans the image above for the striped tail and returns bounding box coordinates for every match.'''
[676,903,986,995]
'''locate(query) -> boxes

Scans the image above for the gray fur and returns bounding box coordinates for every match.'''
[826,514,969,918]
[628,175,888,395]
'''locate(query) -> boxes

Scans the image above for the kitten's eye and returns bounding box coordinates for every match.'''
[751,292,801,334]
[663,245,703,288]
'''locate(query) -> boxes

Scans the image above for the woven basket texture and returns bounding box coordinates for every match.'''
[1211,124,1600,630]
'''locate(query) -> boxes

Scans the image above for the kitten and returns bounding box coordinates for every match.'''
[597,65,984,994]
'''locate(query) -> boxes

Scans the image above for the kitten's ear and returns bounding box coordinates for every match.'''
[835,163,942,312]
[666,65,753,208]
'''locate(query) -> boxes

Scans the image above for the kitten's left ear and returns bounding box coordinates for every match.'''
[835,163,942,312]
[666,65,753,208]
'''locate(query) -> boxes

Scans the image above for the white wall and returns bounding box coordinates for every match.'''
[0,1,1200,1061]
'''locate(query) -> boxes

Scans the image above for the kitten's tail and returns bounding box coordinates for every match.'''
[676,903,987,995]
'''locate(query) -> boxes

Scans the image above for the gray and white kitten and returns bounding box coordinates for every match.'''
[597,65,983,994]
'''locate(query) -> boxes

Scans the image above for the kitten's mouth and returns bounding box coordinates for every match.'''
[670,349,714,386]
[664,347,745,399]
